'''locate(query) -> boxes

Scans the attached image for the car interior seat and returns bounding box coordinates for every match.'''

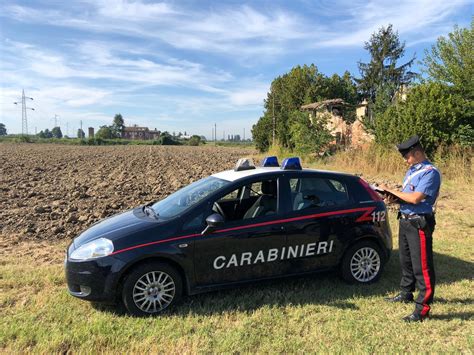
[243,180,277,219]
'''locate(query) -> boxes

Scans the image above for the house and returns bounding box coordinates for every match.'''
[300,98,373,148]
[122,125,161,140]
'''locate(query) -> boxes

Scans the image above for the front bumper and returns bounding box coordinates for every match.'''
[65,254,126,303]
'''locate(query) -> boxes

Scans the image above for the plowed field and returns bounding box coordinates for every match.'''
[0,144,253,251]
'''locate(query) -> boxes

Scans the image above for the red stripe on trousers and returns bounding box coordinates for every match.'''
[419,229,432,316]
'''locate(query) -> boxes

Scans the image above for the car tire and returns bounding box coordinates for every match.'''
[122,262,182,316]
[341,240,384,284]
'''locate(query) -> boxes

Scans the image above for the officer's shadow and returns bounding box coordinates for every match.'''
[173,250,473,319]
[94,250,473,319]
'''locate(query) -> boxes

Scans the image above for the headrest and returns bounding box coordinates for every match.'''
[261,180,277,195]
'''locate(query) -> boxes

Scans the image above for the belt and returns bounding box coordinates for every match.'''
[398,212,434,220]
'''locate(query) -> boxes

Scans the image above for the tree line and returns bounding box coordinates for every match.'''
[252,20,473,156]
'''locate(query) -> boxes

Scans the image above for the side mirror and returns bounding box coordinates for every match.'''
[201,213,224,235]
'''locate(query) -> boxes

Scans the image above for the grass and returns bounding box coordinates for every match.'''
[1,150,473,352]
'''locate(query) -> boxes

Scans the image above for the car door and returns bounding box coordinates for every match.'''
[282,173,355,273]
[193,175,288,285]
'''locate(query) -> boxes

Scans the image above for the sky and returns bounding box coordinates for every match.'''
[0,0,472,139]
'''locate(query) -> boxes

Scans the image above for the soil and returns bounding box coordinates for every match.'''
[0,143,405,263]
[0,144,254,253]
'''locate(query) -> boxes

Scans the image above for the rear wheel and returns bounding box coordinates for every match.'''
[341,240,384,284]
[122,262,182,316]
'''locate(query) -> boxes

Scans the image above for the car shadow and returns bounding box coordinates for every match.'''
[93,250,473,317]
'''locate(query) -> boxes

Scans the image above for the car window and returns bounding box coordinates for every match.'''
[220,188,240,201]
[213,178,278,222]
[152,176,230,218]
[290,177,349,211]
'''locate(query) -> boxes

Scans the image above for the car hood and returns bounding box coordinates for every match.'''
[73,207,158,247]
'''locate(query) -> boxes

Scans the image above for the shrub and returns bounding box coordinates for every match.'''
[374,82,473,156]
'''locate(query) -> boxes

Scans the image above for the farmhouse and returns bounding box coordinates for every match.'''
[122,125,161,140]
[301,98,373,148]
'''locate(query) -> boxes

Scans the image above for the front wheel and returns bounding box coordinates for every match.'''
[122,262,182,316]
[341,240,384,284]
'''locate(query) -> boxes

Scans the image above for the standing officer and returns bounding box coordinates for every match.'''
[381,135,441,322]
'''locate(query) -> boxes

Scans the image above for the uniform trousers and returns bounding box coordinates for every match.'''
[398,214,436,315]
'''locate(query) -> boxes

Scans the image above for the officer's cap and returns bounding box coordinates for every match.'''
[397,135,422,156]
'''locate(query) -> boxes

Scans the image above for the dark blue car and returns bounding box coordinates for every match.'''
[65,157,392,316]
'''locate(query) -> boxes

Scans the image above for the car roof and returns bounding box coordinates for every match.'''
[212,167,355,182]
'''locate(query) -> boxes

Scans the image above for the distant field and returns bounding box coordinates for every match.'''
[1,143,472,352]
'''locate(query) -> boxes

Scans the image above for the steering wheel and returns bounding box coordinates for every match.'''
[213,202,227,219]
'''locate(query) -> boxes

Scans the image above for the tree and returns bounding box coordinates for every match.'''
[51,126,63,139]
[112,114,125,138]
[252,64,358,152]
[0,123,6,136]
[96,125,114,139]
[252,114,273,152]
[43,129,53,138]
[356,24,416,127]
[374,82,472,155]
[288,111,333,154]
[159,131,179,145]
[77,129,85,139]
[188,135,201,146]
[422,19,473,100]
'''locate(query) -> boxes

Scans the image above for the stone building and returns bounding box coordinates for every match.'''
[122,125,161,140]
[301,98,373,148]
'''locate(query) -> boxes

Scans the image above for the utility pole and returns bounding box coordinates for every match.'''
[14,89,34,135]
[214,123,217,145]
[66,122,69,137]
[80,120,83,138]
[243,128,245,141]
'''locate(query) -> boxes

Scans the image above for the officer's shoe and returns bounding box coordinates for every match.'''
[384,292,414,303]
[402,312,429,322]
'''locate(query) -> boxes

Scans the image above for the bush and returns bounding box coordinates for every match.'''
[188,135,201,146]
[374,82,473,156]
[288,110,333,155]
[15,135,34,143]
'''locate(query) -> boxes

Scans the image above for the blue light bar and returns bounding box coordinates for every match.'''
[261,156,279,167]
[281,157,302,170]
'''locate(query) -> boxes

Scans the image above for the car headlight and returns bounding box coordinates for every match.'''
[70,238,114,261]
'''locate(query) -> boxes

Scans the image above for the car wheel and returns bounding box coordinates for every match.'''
[341,240,384,284]
[122,262,182,316]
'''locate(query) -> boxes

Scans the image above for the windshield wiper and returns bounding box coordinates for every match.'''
[144,205,159,220]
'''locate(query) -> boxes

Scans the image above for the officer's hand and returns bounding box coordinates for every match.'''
[384,195,399,204]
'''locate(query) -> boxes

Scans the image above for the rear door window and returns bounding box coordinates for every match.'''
[290,176,349,211]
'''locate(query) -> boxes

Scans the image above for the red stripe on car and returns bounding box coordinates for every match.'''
[111,206,377,255]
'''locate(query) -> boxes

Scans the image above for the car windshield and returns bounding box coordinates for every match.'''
[151,176,230,219]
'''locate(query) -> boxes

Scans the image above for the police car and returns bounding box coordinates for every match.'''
[65,157,392,316]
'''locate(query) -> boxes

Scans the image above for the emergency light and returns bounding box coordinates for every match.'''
[281,157,302,170]
[261,156,279,167]
[234,158,256,171]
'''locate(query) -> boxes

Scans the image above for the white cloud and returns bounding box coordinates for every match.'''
[316,0,470,47]
[2,39,232,91]
[228,87,267,106]
[94,0,176,19]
